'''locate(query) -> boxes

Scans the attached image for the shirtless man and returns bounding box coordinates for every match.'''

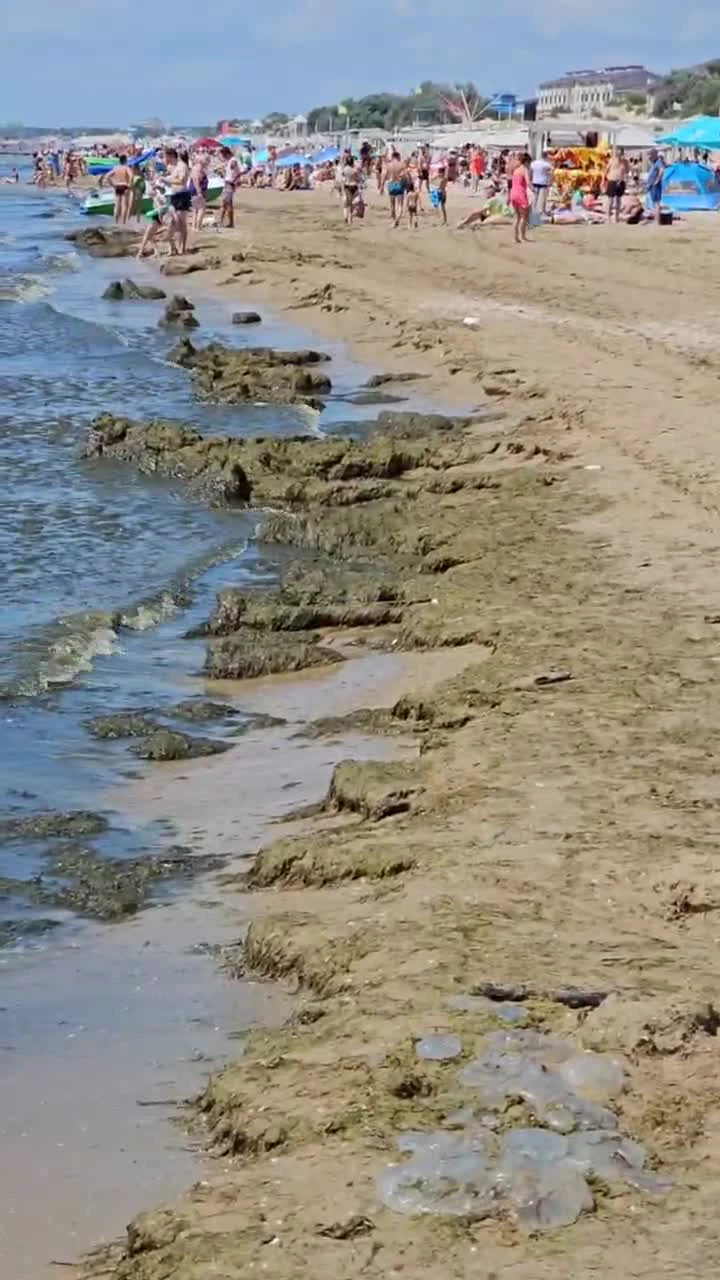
[108,155,133,223]
[605,147,629,224]
[385,151,406,226]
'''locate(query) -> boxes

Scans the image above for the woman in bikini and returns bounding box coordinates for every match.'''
[108,155,133,224]
[164,147,191,255]
[509,151,532,244]
[190,153,209,231]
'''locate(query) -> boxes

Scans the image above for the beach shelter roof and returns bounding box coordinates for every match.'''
[660,161,720,211]
[612,125,658,150]
[657,116,720,148]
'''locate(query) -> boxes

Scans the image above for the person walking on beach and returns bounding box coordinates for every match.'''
[418,145,431,204]
[432,166,448,226]
[605,147,629,223]
[385,151,406,226]
[406,179,419,229]
[220,146,240,229]
[164,146,191,254]
[108,155,133,223]
[646,149,666,224]
[340,154,362,226]
[510,152,532,244]
[530,150,553,216]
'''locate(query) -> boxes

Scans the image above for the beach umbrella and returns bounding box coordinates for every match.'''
[253,147,269,165]
[275,152,310,168]
[657,116,720,149]
[218,134,250,148]
[196,137,221,150]
[311,146,341,164]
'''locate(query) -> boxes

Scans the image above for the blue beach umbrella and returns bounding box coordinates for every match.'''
[218,134,250,148]
[311,146,341,164]
[275,152,310,168]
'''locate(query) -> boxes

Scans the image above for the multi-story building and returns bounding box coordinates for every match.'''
[538,66,661,116]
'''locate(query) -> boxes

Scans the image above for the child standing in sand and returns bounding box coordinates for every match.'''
[406,180,419,229]
[432,166,448,226]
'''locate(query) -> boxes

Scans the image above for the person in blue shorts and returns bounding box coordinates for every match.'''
[646,149,665,222]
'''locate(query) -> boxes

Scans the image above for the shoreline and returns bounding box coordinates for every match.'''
[36,189,720,1277]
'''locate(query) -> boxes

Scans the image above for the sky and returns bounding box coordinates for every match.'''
[2,0,720,126]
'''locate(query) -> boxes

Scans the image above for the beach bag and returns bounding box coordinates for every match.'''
[354,194,366,219]
[430,188,442,208]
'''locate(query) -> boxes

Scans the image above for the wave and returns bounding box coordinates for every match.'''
[0,537,250,701]
[0,273,52,303]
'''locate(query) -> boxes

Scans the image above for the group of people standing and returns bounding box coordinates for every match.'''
[102,145,242,259]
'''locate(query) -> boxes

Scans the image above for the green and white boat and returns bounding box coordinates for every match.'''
[81,176,224,218]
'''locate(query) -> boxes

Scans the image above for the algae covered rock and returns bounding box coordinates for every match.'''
[127,1208,190,1256]
[102,279,166,301]
[84,415,252,505]
[168,339,332,409]
[204,629,344,680]
[232,311,262,325]
[65,226,140,257]
[246,831,415,888]
[206,584,401,636]
[131,729,231,761]
[86,712,162,740]
[0,810,109,842]
[327,759,425,821]
[168,698,239,723]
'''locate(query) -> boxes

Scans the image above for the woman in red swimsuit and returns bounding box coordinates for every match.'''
[509,151,532,245]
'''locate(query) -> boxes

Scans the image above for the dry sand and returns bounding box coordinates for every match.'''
[73,186,720,1278]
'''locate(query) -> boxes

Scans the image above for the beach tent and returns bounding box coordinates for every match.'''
[659,162,720,212]
[657,116,720,149]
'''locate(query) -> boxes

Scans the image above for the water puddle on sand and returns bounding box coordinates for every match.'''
[0,646,485,1279]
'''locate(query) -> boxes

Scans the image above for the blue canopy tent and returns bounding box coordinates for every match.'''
[659,162,720,212]
[657,116,720,149]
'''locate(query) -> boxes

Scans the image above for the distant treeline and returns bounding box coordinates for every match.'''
[654,59,720,116]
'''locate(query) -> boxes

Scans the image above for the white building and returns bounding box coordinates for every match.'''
[538,66,661,117]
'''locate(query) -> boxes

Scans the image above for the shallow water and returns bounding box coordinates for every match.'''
[0,156,406,920]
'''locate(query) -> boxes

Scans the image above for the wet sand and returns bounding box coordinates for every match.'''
[59,189,720,1278]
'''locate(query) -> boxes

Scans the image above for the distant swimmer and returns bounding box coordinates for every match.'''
[1,169,19,185]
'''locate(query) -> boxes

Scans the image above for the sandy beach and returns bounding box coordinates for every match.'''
[68,184,720,1278]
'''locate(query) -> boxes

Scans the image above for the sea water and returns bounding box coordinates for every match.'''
[0,155,402,942]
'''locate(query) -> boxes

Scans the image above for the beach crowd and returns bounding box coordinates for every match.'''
[23,133,711,256]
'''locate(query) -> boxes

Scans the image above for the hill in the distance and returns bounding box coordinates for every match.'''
[654,60,720,117]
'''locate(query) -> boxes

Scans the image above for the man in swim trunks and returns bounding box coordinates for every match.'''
[604,147,629,223]
[220,146,240,229]
[385,151,406,226]
[108,155,133,224]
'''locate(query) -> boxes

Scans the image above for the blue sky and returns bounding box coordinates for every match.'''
[2,0,720,125]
